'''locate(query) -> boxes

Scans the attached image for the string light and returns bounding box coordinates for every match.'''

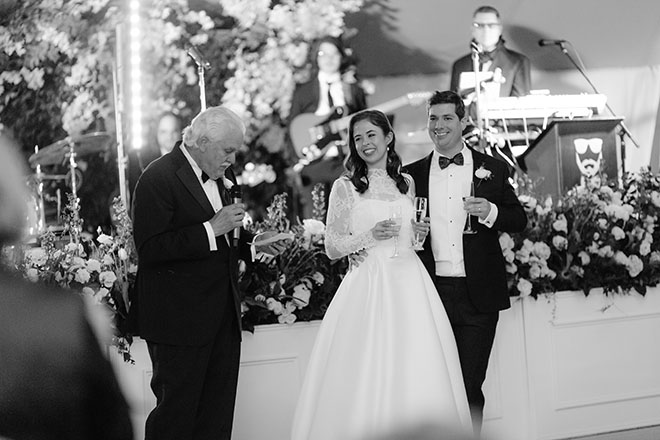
[128,0,142,150]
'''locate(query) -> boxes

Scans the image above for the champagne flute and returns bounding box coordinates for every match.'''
[463,181,477,235]
[389,205,402,258]
[412,197,428,250]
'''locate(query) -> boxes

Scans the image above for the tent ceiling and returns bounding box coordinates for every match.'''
[346,0,660,76]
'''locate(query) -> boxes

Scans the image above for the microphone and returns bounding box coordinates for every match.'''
[230,185,242,247]
[470,41,482,53]
[186,45,211,69]
[538,39,567,47]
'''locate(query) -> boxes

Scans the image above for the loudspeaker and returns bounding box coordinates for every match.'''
[519,118,622,197]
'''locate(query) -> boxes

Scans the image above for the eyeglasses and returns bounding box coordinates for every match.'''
[472,22,501,29]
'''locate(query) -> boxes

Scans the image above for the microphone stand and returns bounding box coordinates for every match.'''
[187,47,210,111]
[470,43,487,153]
[555,41,640,176]
[470,41,484,153]
[197,63,207,111]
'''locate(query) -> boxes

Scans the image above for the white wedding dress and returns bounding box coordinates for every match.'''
[291,169,472,440]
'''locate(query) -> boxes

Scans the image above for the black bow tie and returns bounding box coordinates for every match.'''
[438,152,464,169]
[201,171,211,183]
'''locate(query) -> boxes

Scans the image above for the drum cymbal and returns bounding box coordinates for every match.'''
[29,132,112,166]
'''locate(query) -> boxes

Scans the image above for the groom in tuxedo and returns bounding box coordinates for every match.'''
[132,106,253,440]
[404,90,526,435]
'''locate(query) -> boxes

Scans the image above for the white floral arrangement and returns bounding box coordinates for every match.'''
[505,170,660,298]
[218,0,364,141]
[239,191,346,331]
[12,196,137,361]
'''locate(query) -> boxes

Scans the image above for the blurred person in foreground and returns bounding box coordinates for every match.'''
[0,135,133,440]
[132,106,287,440]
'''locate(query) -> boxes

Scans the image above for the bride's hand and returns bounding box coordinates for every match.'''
[371,219,396,241]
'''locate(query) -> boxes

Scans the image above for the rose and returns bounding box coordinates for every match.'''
[614,251,629,266]
[474,165,492,180]
[75,268,91,284]
[86,258,101,273]
[552,235,568,251]
[578,251,591,266]
[499,233,515,251]
[611,226,625,241]
[552,214,568,233]
[302,219,325,236]
[627,255,643,278]
[517,278,533,297]
[99,270,117,288]
[97,233,113,246]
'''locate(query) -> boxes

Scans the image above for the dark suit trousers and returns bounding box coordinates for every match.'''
[145,290,241,440]
[433,276,499,436]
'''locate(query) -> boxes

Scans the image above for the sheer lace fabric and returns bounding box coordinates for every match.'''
[325,169,413,260]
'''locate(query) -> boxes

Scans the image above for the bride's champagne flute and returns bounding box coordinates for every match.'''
[412,197,427,250]
[462,181,477,235]
[389,205,402,258]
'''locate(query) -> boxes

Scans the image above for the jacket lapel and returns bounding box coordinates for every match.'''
[171,146,215,218]
[417,153,433,198]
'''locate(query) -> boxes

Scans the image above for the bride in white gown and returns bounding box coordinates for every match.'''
[291,110,472,440]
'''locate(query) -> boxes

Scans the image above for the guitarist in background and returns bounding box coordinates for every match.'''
[289,35,368,219]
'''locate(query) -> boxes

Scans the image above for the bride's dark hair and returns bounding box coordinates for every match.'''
[344,110,408,195]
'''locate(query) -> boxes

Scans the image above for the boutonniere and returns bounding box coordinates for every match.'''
[223,177,235,190]
[474,164,493,181]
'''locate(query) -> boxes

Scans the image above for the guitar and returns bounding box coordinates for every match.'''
[289,91,432,161]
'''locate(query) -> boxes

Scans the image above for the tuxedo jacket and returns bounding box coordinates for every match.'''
[450,41,531,98]
[132,143,251,346]
[404,150,527,312]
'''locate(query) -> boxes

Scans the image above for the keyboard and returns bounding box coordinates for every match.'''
[483,93,607,120]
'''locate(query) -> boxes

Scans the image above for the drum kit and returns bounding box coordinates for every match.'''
[25,132,112,239]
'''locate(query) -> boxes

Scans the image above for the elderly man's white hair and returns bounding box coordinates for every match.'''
[182,106,245,148]
[0,135,29,245]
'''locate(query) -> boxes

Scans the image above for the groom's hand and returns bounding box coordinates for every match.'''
[348,249,368,271]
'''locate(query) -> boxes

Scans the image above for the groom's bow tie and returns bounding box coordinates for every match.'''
[438,152,464,169]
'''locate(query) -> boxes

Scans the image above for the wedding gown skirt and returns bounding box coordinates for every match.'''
[291,198,472,440]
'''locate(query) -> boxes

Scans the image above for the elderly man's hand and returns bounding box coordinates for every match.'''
[209,203,246,236]
[253,231,293,257]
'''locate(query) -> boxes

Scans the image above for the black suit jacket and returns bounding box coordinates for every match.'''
[450,41,531,98]
[289,77,367,121]
[132,143,251,346]
[404,150,527,312]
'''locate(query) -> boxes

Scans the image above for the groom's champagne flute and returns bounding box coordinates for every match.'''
[412,197,427,250]
[389,205,402,258]
[463,181,477,235]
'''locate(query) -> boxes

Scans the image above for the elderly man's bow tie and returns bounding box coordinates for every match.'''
[201,171,211,183]
[438,152,464,169]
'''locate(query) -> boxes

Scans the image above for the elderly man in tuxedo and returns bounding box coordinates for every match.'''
[404,90,526,435]
[132,106,258,440]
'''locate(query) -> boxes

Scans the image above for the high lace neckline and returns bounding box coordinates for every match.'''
[367,168,388,177]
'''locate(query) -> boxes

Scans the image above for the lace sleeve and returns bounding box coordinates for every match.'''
[325,178,378,260]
